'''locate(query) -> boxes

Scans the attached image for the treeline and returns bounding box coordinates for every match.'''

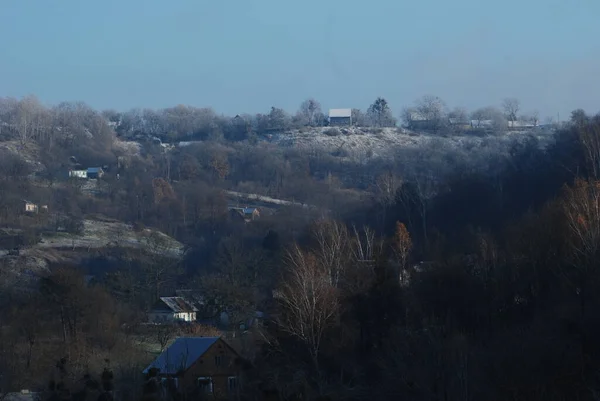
[253,114,600,400]
[0,93,550,147]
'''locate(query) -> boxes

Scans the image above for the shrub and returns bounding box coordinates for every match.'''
[324,128,341,137]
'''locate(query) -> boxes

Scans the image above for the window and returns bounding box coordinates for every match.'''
[160,377,179,394]
[197,377,213,394]
[228,376,238,391]
[215,356,222,366]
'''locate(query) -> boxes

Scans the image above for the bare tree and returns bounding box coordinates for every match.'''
[15,95,44,145]
[142,232,182,303]
[396,175,435,248]
[0,97,17,138]
[562,179,600,314]
[156,324,178,352]
[311,220,349,287]
[209,153,230,181]
[351,225,379,264]
[470,106,507,133]
[374,171,401,230]
[448,107,469,132]
[400,107,418,129]
[392,222,413,286]
[275,245,339,369]
[502,97,520,125]
[530,110,540,126]
[351,108,367,126]
[415,95,448,134]
[297,98,322,127]
[578,122,600,179]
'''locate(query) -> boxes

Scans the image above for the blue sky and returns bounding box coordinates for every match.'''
[1,0,599,119]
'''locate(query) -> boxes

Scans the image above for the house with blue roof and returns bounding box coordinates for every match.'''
[143,337,242,400]
[86,167,104,179]
[228,206,260,223]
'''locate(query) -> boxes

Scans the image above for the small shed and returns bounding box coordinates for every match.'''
[87,167,104,179]
[329,109,352,126]
[23,200,38,213]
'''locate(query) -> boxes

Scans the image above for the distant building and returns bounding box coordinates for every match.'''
[448,118,471,130]
[69,169,88,179]
[87,167,104,179]
[23,200,47,213]
[329,109,352,126]
[23,200,38,213]
[148,297,198,323]
[508,120,536,129]
[228,207,260,222]
[470,119,494,129]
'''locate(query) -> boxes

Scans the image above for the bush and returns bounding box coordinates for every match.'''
[324,128,341,137]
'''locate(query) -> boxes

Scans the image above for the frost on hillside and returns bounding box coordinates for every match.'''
[37,218,184,258]
[271,126,554,159]
[268,126,556,179]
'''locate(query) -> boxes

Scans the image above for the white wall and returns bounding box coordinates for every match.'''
[69,170,87,178]
[148,311,196,323]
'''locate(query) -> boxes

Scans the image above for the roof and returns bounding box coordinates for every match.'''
[174,290,206,310]
[154,297,198,313]
[87,167,103,173]
[228,206,258,215]
[329,109,352,118]
[142,337,220,374]
[408,111,428,121]
[470,119,494,127]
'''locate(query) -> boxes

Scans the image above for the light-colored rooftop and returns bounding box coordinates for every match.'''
[329,108,352,118]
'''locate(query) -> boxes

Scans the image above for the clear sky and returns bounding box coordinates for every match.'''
[1,0,599,119]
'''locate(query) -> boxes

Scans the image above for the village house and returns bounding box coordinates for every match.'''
[228,207,260,223]
[470,119,495,129]
[68,169,88,179]
[23,200,38,213]
[508,120,537,129]
[328,108,352,126]
[148,297,198,323]
[23,200,47,213]
[68,167,105,180]
[87,167,104,179]
[143,337,242,400]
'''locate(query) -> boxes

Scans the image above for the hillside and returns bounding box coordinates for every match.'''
[268,126,556,161]
[0,217,184,288]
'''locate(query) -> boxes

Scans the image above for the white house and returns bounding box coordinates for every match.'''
[147,297,198,323]
[23,200,38,213]
[69,169,88,179]
[23,200,47,213]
